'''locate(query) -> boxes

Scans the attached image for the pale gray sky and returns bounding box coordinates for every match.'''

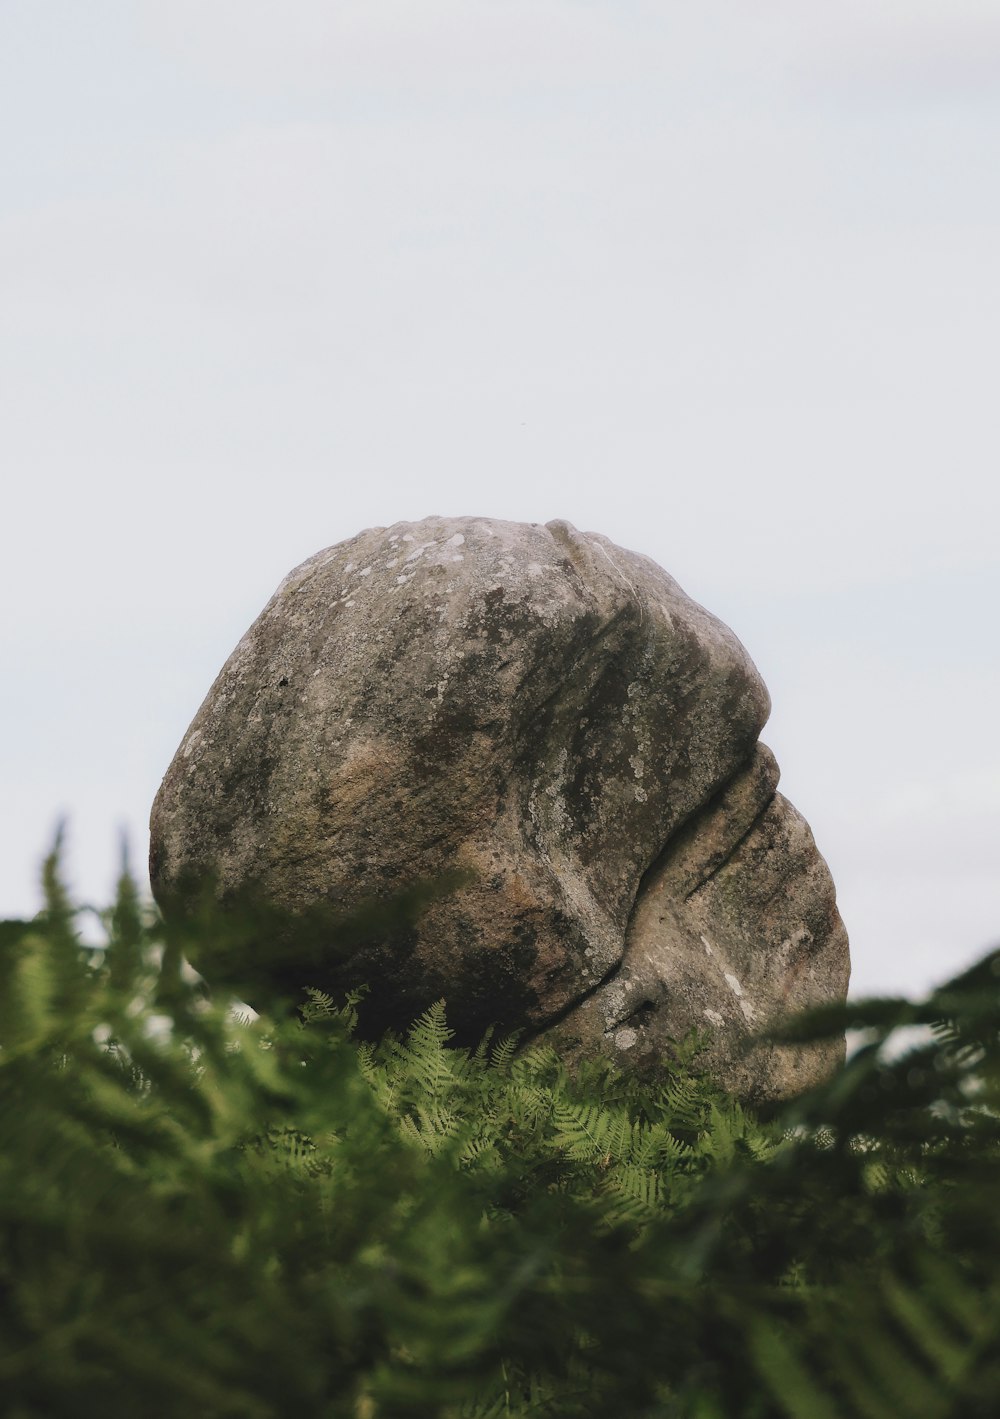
[3,1,998,998]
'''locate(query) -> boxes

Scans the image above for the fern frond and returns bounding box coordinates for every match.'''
[635,1120,694,1168]
[604,1163,662,1216]
[552,1100,614,1158]
[489,1032,520,1075]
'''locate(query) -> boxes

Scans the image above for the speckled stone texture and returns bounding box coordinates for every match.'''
[149,517,849,1099]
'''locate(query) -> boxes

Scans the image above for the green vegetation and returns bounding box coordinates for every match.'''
[1,845,999,1417]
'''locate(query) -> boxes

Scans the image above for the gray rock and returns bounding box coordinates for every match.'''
[540,744,850,1096]
[149,517,849,1098]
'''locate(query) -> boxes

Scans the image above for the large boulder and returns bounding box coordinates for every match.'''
[150,517,849,1098]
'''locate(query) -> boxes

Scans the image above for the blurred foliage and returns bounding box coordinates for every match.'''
[1,842,999,1416]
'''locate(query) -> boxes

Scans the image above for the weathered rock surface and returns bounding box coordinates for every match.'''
[150,517,849,1099]
[541,744,850,1097]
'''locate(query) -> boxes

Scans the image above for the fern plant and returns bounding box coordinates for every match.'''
[2,841,999,1417]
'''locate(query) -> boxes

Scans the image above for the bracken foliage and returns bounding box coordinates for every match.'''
[1,842,998,1417]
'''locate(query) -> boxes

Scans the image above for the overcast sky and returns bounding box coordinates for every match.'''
[3,1,998,1000]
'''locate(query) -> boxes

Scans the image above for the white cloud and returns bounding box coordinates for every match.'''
[134,0,1000,115]
[1,2,998,998]
[138,0,643,103]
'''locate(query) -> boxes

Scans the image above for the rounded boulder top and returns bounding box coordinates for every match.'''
[150,516,849,1099]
